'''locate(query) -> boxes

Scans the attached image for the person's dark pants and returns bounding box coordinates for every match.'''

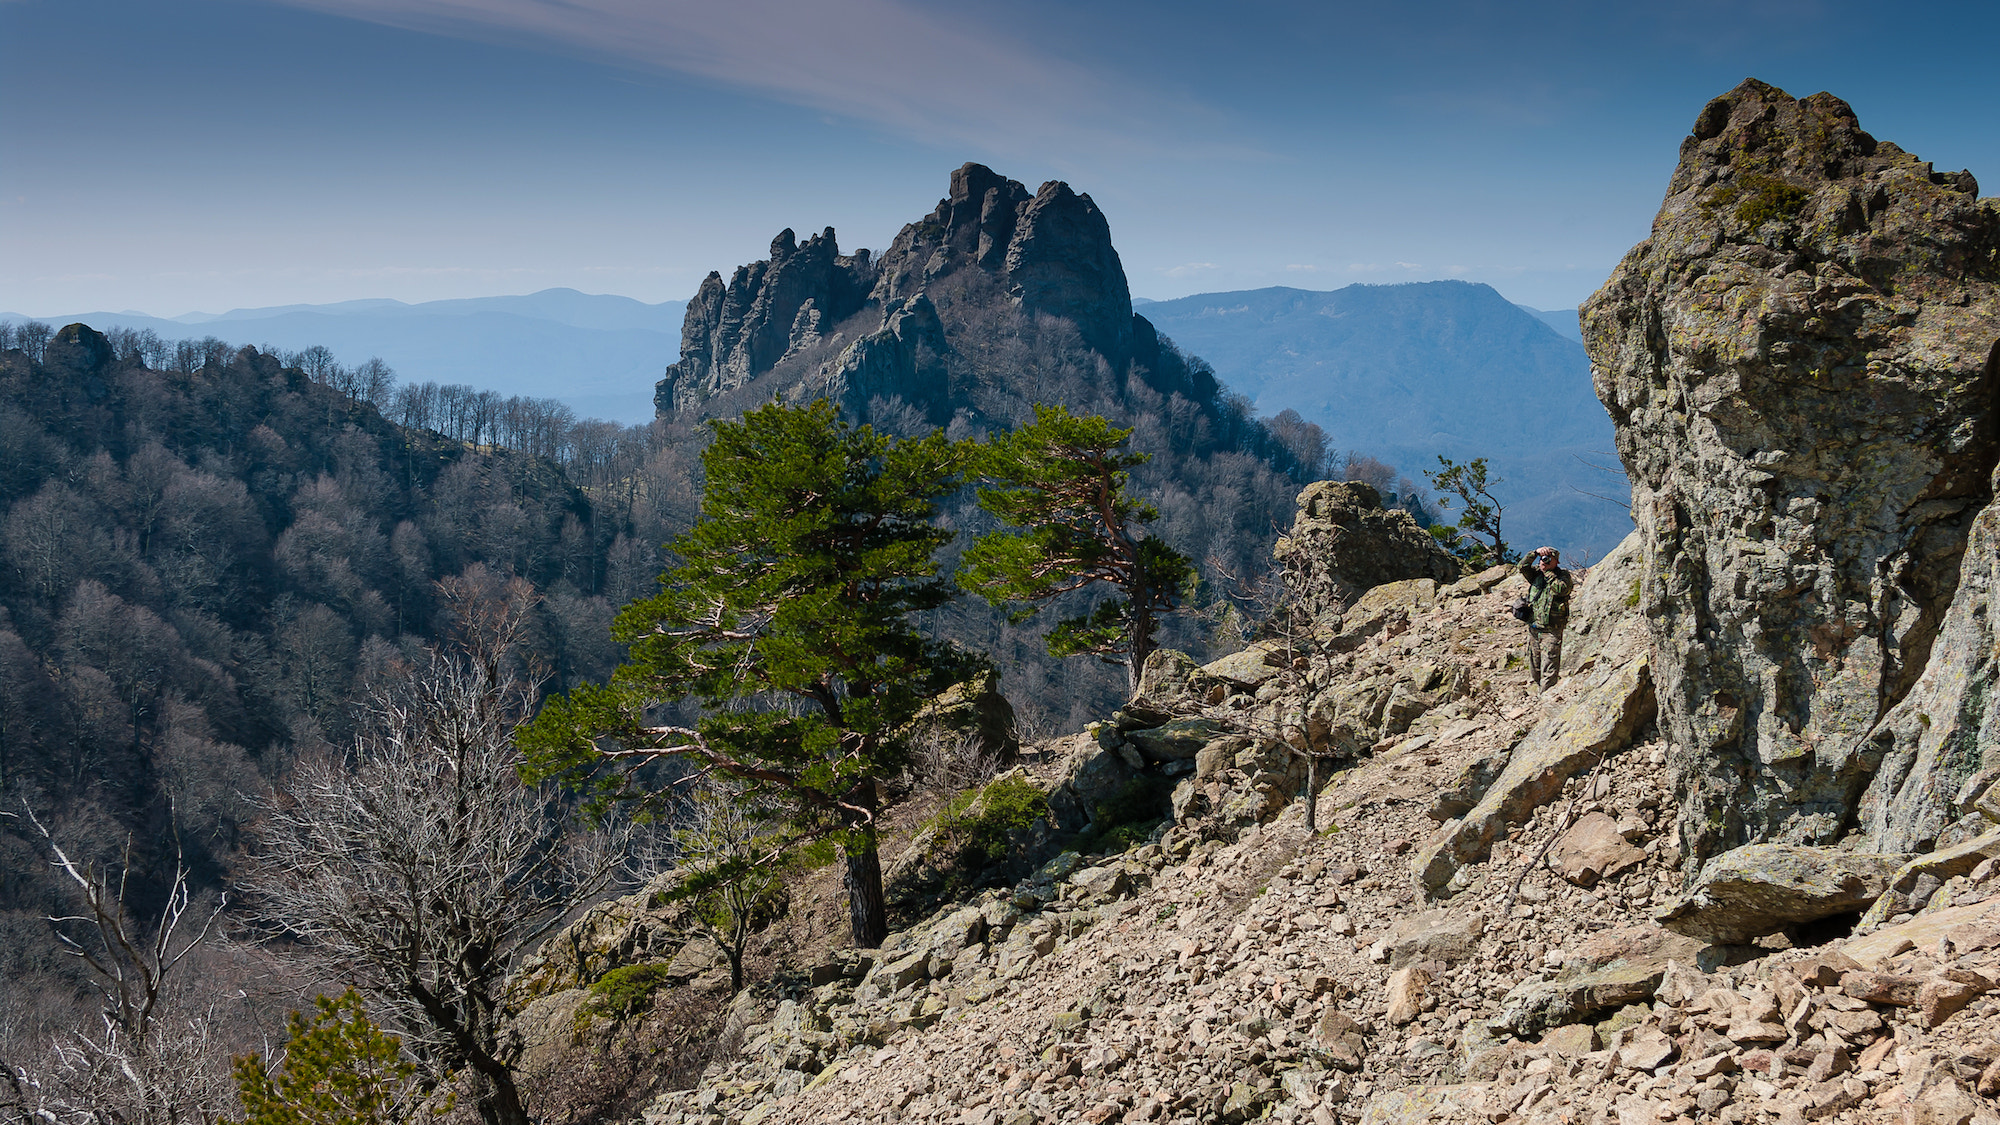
[1528,626,1563,689]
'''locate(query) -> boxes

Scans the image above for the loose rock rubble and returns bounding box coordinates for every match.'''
[495,79,2000,1125]
[570,533,2000,1125]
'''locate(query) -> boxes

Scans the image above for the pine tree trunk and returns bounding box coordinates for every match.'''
[1305,755,1319,832]
[1128,604,1154,697]
[844,831,888,948]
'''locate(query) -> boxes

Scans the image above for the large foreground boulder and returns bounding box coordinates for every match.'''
[1584,78,2000,870]
[1656,843,1912,944]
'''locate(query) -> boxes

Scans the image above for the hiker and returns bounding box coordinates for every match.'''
[1518,546,1572,690]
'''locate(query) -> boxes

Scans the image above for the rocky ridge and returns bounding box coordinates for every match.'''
[655,163,1189,422]
[596,525,2000,1124]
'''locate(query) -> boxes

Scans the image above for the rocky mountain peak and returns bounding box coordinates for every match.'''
[656,163,1146,418]
[1585,78,2000,870]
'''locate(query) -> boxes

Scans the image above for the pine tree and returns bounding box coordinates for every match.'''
[522,400,977,948]
[1424,455,1514,567]
[959,404,1194,692]
[230,991,430,1125]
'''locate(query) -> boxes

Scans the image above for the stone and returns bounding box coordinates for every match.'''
[1125,718,1228,763]
[902,668,1021,765]
[1616,1027,1677,1071]
[1043,737,1138,833]
[1336,578,1441,644]
[1376,908,1485,967]
[1270,482,1462,625]
[864,952,929,997]
[1069,865,1133,903]
[1911,1073,1987,1125]
[1315,1009,1368,1072]
[1354,1085,1490,1125]
[1495,925,1708,1036]
[1856,827,2000,929]
[1415,630,1657,895]
[1844,900,2000,968]
[1539,1023,1599,1057]
[1130,649,1200,714]
[1546,811,1648,887]
[1841,971,1924,1007]
[1193,736,1247,781]
[1444,563,1514,599]
[1201,642,1291,688]
[1384,965,1429,1025]
[1918,977,1986,1028]
[1657,844,1911,943]
[1584,79,2000,869]
[1425,747,1510,823]
[929,906,987,955]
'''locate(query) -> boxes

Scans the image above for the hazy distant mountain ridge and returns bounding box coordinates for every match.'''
[1139,281,1627,558]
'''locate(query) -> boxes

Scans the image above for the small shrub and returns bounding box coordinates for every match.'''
[1626,578,1641,608]
[909,727,1005,795]
[928,773,1050,873]
[585,962,678,1021]
[1080,775,1174,854]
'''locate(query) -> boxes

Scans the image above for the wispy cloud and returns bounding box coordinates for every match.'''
[264,0,1200,158]
[1160,262,1219,279]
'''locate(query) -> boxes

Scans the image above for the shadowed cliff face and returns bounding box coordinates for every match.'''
[655,163,1158,419]
[1584,79,2000,869]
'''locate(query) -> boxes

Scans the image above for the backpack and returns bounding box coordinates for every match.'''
[1509,595,1533,623]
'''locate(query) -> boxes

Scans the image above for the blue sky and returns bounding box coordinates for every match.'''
[4,0,1995,316]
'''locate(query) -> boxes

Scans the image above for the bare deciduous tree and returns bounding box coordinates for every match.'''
[660,783,790,995]
[0,808,230,1125]
[245,608,618,1125]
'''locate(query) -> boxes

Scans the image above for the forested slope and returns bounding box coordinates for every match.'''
[0,323,634,989]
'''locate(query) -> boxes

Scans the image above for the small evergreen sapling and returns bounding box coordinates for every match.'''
[959,404,1194,692]
[229,991,433,1125]
[1424,455,1514,568]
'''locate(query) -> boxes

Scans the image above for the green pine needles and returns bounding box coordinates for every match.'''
[521,399,1194,948]
[230,991,435,1125]
[959,404,1195,690]
[1424,455,1515,568]
[521,400,979,947]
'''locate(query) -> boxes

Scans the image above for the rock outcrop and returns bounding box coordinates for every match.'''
[870,164,1136,369]
[659,227,876,413]
[789,295,948,421]
[655,162,1200,422]
[1270,480,1463,622]
[1584,78,2000,870]
[1658,844,1914,944]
